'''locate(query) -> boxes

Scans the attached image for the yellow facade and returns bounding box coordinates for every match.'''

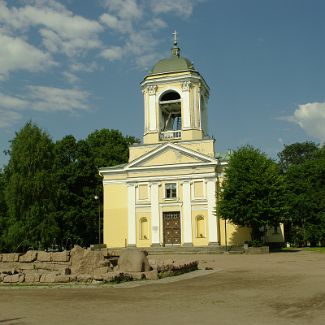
[99,38,284,249]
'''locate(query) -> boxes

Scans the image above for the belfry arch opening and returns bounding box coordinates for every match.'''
[159,90,182,133]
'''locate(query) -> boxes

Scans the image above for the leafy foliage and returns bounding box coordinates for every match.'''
[219,145,288,241]
[283,144,325,246]
[2,122,58,251]
[0,122,137,252]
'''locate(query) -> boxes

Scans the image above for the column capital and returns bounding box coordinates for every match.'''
[148,85,158,95]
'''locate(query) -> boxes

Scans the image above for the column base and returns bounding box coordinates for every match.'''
[127,244,137,248]
[182,243,193,247]
[151,243,161,247]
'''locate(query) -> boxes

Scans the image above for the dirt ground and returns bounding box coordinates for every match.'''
[0,250,325,325]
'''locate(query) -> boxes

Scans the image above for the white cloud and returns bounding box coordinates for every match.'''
[0,32,55,79]
[0,86,91,128]
[150,0,197,18]
[101,0,143,21]
[0,1,103,58]
[0,109,23,128]
[100,46,124,61]
[27,86,90,112]
[282,102,325,142]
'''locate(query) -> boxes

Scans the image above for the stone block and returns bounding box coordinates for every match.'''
[52,251,70,262]
[77,274,92,283]
[40,273,56,283]
[143,270,158,280]
[3,274,20,283]
[54,275,70,283]
[246,246,270,254]
[19,263,35,270]
[0,254,2,262]
[2,253,20,262]
[19,250,38,263]
[25,273,41,283]
[117,249,151,272]
[37,251,52,262]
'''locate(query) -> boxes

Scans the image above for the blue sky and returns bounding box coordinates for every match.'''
[1,0,325,167]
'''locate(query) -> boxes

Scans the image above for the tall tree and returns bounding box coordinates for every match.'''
[278,141,319,173]
[53,136,99,247]
[3,122,59,251]
[86,129,139,168]
[219,145,288,241]
[284,145,325,246]
[0,169,8,250]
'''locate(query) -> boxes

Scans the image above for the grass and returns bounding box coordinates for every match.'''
[282,247,325,253]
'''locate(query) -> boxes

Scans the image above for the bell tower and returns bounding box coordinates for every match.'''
[141,32,210,145]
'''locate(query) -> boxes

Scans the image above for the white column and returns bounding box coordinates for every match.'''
[150,182,160,246]
[182,81,191,128]
[127,183,136,246]
[148,85,157,131]
[182,181,193,246]
[207,179,219,245]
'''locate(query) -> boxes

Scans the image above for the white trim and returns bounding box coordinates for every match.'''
[141,74,210,93]
[127,142,217,169]
[102,172,218,185]
[149,93,157,131]
[207,179,218,243]
[150,182,160,245]
[182,87,191,128]
[182,181,192,244]
[163,181,178,200]
[127,184,136,246]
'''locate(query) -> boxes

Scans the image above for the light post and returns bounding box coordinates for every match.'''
[94,195,101,245]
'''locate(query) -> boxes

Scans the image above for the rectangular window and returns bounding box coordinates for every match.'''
[165,183,177,199]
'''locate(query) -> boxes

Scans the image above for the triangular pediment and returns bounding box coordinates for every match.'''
[127,143,217,169]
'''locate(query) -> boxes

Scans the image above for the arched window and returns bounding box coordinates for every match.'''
[139,217,149,240]
[196,215,206,238]
[159,90,181,132]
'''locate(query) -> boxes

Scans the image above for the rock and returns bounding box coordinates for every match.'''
[0,254,2,262]
[40,273,56,283]
[77,274,92,283]
[52,251,70,262]
[3,274,20,283]
[93,267,111,280]
[25,273,41,283]
[71,246,105,275]
[19,250,38,263]
[54,275,70,283]
[117,249,151,272]
[2,253,20,262]
[143,270,158,280]
[37,251,52,262]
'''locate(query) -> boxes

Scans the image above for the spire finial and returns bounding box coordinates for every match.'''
[172,30,177,46]
[171,30,180,57]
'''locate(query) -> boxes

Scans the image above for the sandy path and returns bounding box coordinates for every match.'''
[0,251,325,325]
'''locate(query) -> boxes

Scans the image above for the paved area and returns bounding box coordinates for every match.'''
[0,251,325,325]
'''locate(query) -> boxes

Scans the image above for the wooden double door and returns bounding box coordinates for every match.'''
[163,212,181,245]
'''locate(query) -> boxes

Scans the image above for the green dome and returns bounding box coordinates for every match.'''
[151,55,195,74]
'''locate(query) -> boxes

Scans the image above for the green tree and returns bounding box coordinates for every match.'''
[0,169,8,250]
[219,145,288,241]
[86,129,139,168]
[3,122,59,251]
[278,141,319,173]
[53,136,99,247]
[284,147,325,246]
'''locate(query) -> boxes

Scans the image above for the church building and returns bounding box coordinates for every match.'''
[99,34,284,248]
